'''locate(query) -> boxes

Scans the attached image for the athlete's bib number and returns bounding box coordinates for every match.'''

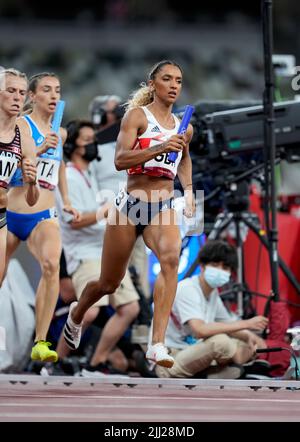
[115,188,129,211]
[0,152,19,188]
[37,158,60,189]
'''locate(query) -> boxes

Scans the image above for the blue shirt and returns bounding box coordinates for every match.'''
[10,115,63,189]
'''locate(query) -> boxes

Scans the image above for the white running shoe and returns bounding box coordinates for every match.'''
[146,343,174,368]
[63,302,82,350]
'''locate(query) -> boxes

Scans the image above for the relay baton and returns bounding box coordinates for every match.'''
[168,104,194,162]
[48,100,65,155]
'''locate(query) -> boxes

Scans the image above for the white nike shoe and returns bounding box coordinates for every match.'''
[146,343,174,368]
[63,302,82,350]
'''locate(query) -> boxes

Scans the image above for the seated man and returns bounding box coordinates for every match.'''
[153,239,269,379]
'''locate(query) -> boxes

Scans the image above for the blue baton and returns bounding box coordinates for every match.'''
[168,104,194,162]
[48,100,65,155]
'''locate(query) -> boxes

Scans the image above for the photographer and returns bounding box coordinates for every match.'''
[55,119,140,376]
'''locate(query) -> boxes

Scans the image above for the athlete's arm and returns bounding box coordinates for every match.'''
[60,127,67,145]
[37,132,59,156]
[114,107,186,171]
[177,125,194,217]
[17,117,59,156]
[58,161,81,221]
[58,161,70,205]
[57,127,70,206]
[177,124,193,190]
[21,133,39,206]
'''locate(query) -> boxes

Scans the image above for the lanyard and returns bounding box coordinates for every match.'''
[67,162,91,188]
[170,311,182,330]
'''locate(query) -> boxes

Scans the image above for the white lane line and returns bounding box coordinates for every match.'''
[0,411,296,421]
[0,412,181,419]
[0,403,276,411]
[0,402,211,409]
[1,396,300,403]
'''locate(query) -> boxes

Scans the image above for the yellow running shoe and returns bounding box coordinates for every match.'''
[31,341,58,363]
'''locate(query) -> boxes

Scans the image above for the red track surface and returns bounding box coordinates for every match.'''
[1,378,300,422]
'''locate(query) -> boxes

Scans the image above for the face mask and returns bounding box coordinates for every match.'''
[83,142,100,162]
[204,266,230,288]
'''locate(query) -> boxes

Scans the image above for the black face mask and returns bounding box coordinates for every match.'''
[83,142,101,162]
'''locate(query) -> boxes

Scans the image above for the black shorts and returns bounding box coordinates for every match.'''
[59,249,70,279]
[0,207,7,229]
[115,189,174,236]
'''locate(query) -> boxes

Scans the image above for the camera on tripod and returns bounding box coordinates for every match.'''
[202,100,300,161]
[187,100,300,218]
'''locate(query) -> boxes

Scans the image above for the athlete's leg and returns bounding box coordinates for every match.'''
[71,208,137,324]
[56,306,100,359]
[27,219,62,342]
[143,209,181,345]
[0,226,7,284]
[0,194,7,282]
[1,230,21,286]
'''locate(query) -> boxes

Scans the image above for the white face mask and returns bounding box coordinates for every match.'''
[204,265,230,288]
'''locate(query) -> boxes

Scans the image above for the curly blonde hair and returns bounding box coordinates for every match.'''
[126,60,182,110]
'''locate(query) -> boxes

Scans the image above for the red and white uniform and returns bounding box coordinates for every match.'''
[127,106,181,180]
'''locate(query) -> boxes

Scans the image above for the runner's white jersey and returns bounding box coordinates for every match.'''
[127,106,181,180]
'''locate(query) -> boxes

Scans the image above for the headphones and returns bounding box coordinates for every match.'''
[63,120,91,159]
[89,95,123,126]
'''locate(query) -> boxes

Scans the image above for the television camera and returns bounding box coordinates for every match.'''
[185,100,300,218]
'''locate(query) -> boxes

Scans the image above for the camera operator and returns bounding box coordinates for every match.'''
[89,94,123,132]
[55,119,140,376]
